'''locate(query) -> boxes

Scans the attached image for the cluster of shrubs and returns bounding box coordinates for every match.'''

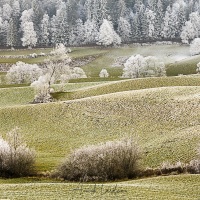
[55,138,140,181]
[0,127,200,181]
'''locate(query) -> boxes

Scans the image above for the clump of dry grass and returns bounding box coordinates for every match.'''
[55,138,141,181]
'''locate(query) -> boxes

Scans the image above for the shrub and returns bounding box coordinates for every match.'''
[99,69,109,78]
[0,127,35,177]
[6,61,42,84]
[159,161,186,175]
[56,138,140,181]
[187,160,200,174]
[190,38,200,56]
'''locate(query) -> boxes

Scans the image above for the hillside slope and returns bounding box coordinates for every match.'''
[0,86,200,171]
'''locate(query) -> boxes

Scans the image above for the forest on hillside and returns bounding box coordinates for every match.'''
[0,0,200,47]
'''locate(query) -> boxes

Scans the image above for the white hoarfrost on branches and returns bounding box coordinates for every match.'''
[31,43,87,103]
[190,38,200,56]
[122,54,166,78]
[97,19,121,46]
[31,75,53,103]
[20,9,37,48]
[31,47,71,103]
[6,61,43,84]
[99,68,109,78]
[181,12,200,44]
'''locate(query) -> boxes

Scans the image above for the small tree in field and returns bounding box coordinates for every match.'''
[99,69,109,78]
[190,38,200,56]
[0,127,35,177]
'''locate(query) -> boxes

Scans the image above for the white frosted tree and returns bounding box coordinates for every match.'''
[31,43,71,103]
[69,19,85,46]
[97,19,121,46]
[99,68,109,78]
[6,61,43,84]
[6,18,15,47]
[122,54,147,78]
[145,9,156,40]
[122,54,166,78]
[83,19,99,45]
[117,17,131,43]
[2,4,12,21]
[71,67,87,79]
[84,0,92,21]
[181,12,200,44]
[161,6,172,39]
[50,2,69,45]
[12,0,21,18]
[39,14,50,46]
[145,56,166,77]
[20,9,37,48]
[21,22,37,48]
[190,38,200,55]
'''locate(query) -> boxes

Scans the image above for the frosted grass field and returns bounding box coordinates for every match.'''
[0,175,199,199]
[0,46,200,199]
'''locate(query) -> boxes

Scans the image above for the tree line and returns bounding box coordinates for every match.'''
[0,0,200,48]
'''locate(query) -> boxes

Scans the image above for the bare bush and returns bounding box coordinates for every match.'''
[56,138,141,181]
[187,160,200,174]
[0,127,35,177]
[160,161,186,175]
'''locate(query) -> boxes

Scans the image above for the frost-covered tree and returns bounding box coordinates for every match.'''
[20,9,37,48]
[69,19,85,46]
[39,13,50,46]
[122,54,147,78]
[83,19,98,45]
[117,17,131,43]
[31,43,71,103]
[2,3,12,21]
[162,6,172,39]
[21,22,37,48]
[50,2,69,45]
[145,56,166,77]
[31,74,53,103]
[99,68,109,77]
[122,54,166,78]
[6,61,43,84]
[97,19,121,46]
[181,12,200,44]
[145,9,156,40]
[190,38,200,55]
[71,67,87,79]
